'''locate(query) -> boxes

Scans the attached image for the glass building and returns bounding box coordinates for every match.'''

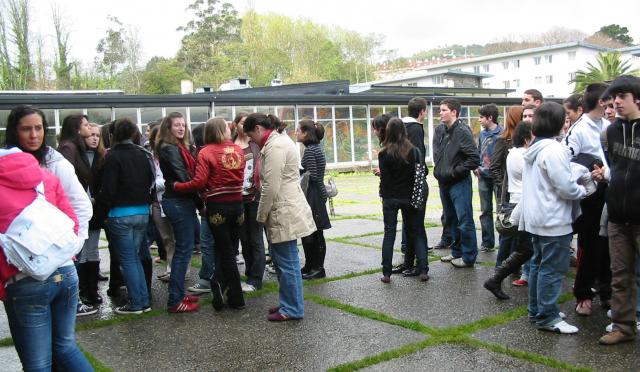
[0,83,525,168]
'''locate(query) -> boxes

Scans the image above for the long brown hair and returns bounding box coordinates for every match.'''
[380,118,413,163]
[156,112,191,152]
[501,106,523,140]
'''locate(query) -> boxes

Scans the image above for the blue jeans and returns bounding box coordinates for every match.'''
[528,233,572,327]
[198,214,216,286]
[478,176,496,248]
[271,240,304,318]
[496,234,515,267]
[162,197,198,307]
[3,266,93,372]
[381,198,428,275]
[440,176,478,264]
[108,214,150,310]
[239,200,265,289]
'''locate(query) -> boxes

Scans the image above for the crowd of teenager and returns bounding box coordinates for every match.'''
[1,74,640,370]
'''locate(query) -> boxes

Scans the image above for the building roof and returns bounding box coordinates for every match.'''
[363,41,613,87]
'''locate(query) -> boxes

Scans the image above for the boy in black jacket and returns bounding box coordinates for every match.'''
[596,75,640,345]
[434,99,480,268]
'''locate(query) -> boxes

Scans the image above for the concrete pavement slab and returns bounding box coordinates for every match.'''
[362,343,554,371]
[307,261,571,328]
[77,294,426,371]
[472,302,640,371]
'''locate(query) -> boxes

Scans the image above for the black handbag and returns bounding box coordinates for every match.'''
[495,171,519,236]
[410,148,428,209]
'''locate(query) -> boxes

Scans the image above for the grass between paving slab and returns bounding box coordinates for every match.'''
[305,288,591,372]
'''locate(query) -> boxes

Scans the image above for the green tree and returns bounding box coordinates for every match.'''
[599,24,634,46]
[176,0,242,87]
[95,16,126,85]
[572,51,640,93]
[52,5,72,89]
[0,0,33,89]
[141,57,190,94]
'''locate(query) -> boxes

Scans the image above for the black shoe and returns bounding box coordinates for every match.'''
[303,268,326,280]
[402,268,420,277]
[391,264,410,274]
[301,266,310,275]
[483,279,510,300]
[211,280,225,311]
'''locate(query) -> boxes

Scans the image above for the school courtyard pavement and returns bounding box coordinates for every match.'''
[1,173,637,371]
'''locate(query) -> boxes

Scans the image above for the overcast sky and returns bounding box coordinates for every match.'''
[30,0,640,66]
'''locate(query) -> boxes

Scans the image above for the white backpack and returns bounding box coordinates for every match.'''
[0,183,81,281]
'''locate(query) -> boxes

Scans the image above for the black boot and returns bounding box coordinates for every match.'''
[141,259,153,301]
[483,276,510,300]
[77,263,89,303]
[86,262,103,304]
[300,235,314,274]
[107,256,124,297]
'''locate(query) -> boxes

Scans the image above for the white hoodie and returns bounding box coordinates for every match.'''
[44,147,92,240]
[563,114,609,165]
[518,138,586,236]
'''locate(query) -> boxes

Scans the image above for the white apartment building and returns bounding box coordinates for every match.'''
[356,42,640,98]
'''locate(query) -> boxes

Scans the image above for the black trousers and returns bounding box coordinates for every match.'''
[239,200,265,289]
[206,201,244,307]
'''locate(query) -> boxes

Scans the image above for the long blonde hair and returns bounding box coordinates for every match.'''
[156,112,191,152]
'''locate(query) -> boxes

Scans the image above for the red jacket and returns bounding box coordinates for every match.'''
[174,141,245,203]
[0,151,79,300]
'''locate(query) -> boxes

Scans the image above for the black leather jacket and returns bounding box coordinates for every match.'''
[433,119,480,186]
[158,143,200,205]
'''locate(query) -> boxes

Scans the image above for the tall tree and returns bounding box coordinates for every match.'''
[598,24,634,46]
[95,16,126,85]
[119,26,143,93]
[6,0,33,89]
[0,4,12,89]
[52,5,72,89]
[572,51,640,93]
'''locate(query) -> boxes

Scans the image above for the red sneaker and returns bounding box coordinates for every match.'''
[268,306,280,314]
[512,279,528,287]
[184,295,200,303]
[168,299,199,313]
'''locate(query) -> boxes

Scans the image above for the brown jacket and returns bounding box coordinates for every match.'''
[257,131,316,244]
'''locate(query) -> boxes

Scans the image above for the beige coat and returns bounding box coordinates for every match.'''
[257,131,316,244]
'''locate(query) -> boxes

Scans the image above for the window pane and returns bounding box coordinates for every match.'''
[298,106,314,120]
[59,109,84,123]
[335,120,351,162]
[41,109,56,127]
[384,106,399,117]
[400,106,408,117]
[319,121,334,163]
[0,130,5,145]
[283,121,295,141]
[141,107,163,124]
[87,108,112,125]
[370,106,384,119]
[353,120,369,161]
[316,106,332,120]
[114,108,138,123]
[214,106,232,121]
[189,106,210,123]
[352,106,366,119]
[335,106,349,120]
[236,106,255,115]
[256,106,276,115]
[0,110,9,130]
[277,106,295,121]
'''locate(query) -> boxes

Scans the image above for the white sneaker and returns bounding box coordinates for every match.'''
[236,255,245,265]
[606,322,640,332]
[539,320,578,334]
[559,312,567,319]
[241,282,256,292]
[440,254,455,262]
[187,282,211,293]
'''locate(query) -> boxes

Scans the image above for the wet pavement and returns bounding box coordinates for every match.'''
[0,174,623,371]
